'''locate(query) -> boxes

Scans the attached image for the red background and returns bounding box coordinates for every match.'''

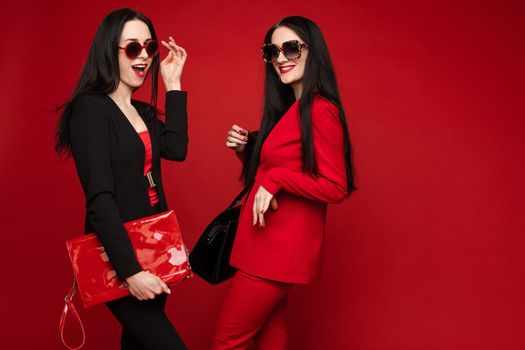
[2,0,524,349]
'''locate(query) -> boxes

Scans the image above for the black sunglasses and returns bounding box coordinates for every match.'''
[261,40,308,63]
[118,40,159,59]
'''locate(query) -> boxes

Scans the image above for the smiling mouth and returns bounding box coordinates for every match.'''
[279,65,295,74]
[132,64,147,77]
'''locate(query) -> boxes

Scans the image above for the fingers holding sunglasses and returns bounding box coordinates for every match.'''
[170,37,187,61]
[162,37,187,62]
[160,37,187,91]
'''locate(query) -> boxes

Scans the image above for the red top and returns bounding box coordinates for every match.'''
[138,130,159,206]
[230,96,349,283]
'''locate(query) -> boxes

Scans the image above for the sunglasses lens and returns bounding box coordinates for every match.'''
[262,45,280,62]
[146,41,159,57]
[282,41,301,60]
[125,42,142,59]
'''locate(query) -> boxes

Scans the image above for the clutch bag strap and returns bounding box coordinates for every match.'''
[60,275,86,350]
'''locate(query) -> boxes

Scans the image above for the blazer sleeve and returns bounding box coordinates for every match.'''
[159,90,188,161]
[259,101,348,204]
[70,96,142,281]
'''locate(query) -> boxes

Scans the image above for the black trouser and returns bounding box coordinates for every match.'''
[106,203,186,350]
[106,289,187,350]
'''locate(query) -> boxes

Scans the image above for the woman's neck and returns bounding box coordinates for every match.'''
[292,81,303,100]
[108,82,133,107]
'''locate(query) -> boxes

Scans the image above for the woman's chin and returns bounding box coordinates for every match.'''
[280,77,294,85]
[121,79,144,90]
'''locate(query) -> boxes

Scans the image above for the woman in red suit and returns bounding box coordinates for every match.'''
[211,16,356,349]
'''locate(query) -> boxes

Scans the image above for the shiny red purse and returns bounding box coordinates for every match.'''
[60,210,191,350]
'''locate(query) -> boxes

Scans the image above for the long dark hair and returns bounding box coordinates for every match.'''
[55,8,160,156]
[242,16,356,194]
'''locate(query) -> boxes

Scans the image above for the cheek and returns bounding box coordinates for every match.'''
[146,58,154,71]
[118,53,131,73]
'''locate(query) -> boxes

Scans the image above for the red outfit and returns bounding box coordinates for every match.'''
[212,96,348,349]
[230,96,348,284]
[138,130,159,206]
[211,271,291,350]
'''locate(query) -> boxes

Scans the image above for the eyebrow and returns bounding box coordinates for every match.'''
[123,38,152,43]
[270,39,302,45]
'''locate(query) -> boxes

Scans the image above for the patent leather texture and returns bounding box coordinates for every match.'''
[189,188,247,284]
[66,210,191,308]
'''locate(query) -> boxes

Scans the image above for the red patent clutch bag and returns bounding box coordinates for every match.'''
[60,210,191,350]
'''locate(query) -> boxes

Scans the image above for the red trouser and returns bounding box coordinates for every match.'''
[210,271,293,350]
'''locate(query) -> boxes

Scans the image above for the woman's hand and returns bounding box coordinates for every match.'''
[160,36,187,91]
[226,124,249,153]
[125,271,171,300]
[253,185,278,227]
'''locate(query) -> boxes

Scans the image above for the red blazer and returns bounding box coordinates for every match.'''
[230,96,348,283]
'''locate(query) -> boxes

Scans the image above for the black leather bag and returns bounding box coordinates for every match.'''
[189,188,248,285]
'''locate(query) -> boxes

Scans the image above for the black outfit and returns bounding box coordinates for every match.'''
[70,90,188,350]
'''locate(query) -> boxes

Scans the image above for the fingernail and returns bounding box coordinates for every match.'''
[167,289,171,294]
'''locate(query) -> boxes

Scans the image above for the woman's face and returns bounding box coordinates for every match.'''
[117,20,154,90]
[270,26,308,90]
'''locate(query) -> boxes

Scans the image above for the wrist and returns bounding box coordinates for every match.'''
[165,81,181,91]
[126,270,143,282]
[260,169,281,196]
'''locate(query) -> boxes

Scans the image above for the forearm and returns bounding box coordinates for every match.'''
[260,167,347,204]
[86,192,143,281]
[161,90,188,160]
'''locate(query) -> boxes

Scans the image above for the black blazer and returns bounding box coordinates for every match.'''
[70,91,188,281]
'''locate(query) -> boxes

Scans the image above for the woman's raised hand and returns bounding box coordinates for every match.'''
[160,36,187,91]
[226,124,249,153]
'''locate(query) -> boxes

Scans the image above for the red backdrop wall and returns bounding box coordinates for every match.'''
[2,0,524,349]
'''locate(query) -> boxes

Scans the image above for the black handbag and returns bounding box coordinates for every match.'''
[189,188,248,284]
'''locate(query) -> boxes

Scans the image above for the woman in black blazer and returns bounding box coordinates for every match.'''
[56,8,188,350]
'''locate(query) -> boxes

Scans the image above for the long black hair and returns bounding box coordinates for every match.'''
[55,8,160,156]
[242,16,356,194]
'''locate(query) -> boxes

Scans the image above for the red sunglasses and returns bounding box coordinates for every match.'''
[118,40,159,59]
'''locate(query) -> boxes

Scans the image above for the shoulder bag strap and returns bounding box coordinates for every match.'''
[227,187,250,209]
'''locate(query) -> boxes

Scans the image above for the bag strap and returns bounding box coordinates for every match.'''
[60,276,86,350]
[227,187,249,210]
